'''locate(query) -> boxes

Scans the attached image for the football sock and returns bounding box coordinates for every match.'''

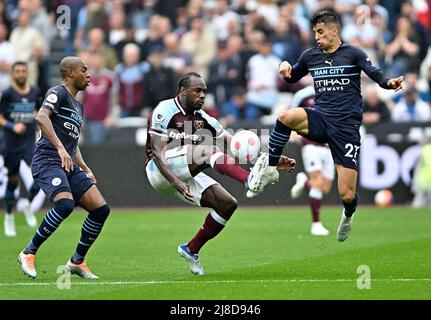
[23,199,75,254]
[188,211,227,254]
[28,182,40,202]
[5,182,18,214]
[343,193,359,218]
[269,120,291,166]
[309,188,323,222]
[71,204,110,264]
[210,152,249,184]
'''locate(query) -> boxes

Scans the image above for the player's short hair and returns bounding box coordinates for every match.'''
[176,72,202,94]
[310,10,341,28]
[11,61,28,70]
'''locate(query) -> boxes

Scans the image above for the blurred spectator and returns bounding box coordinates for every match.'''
[0,23,13,94]
[341,5,379,66]
[115,43,149,117]
[163,32,195,79]
[142,48,176,115]
[208,42,241,106]
[411,138,431,208]
[78,28,118,71]
[226,34,249,88]
[392,71,430,104]
[246,34,281,115]
[0,1,12,34]
[392,84,431,122]
[222,86,260,125]
[54,0,86,56]
[256,0,279,28]
[365,0,389,23]
[372,11,393,69]
[26,0,56,93]
[131,0,155,35]
[180,15,217,81]
[108,9,127,46]
[74,0,109,51]
[400,0,429,63]
[154,0,188,28]
[362,85,391,125]
[140,15,170,61]
[113,23,141,64]
[10,10,45,86]
[213,0,240,41]
[385,16,421,77]
[82,52,116,145]
[270,17,303,64]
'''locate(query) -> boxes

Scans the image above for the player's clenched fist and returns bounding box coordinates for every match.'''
[279,61,292,79]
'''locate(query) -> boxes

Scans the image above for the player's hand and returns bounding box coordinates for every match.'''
[388,76,403,92]
[277,156,296,172]
[85,169,97,184]
[13,123,26,135]
[279,61,292,79]
[175,181,195,203]
[57,146,73,173]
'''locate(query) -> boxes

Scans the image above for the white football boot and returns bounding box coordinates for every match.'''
[291,172,308,199]
[4,214,16,237]
[311,221,330,236]
[177,243,204,275]
[246,153,279,198]
[65,259,99,279]
[337,209,354,242]
[18,251,37,278]
[22,200,37,227]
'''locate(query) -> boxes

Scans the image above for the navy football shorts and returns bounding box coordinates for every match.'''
[32,160,94,202]
[302,108,361,171]
[4,145,34,175]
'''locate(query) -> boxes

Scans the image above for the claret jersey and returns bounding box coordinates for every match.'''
[146,96,225,161]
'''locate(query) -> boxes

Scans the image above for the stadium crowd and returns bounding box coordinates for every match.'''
[0,0,430,144]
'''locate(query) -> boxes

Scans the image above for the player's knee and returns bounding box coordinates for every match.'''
[339,189,355,203]
[278,110,291,125]
[5,181,18,201]
[55,198,75,218]
[89,204,110,223]
[224,197,238,216]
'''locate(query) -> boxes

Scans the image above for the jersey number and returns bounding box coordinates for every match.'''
[344,143,360,160]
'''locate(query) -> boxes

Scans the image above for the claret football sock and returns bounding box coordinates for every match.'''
[210,152,249,184]
[188,211,227,254]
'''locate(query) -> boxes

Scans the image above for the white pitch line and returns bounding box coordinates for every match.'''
[1,279,431,286]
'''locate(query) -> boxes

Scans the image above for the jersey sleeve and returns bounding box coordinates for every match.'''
[41,87,65,114]
[200,111,225,138]
[148,107,171,137]
[283,49,310,83]
[355,47,391,89]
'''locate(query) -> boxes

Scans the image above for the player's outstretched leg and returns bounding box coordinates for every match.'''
[67,203,110,279]
[337,193,359,242]
[177,184,237,275]
[18,198,75,278]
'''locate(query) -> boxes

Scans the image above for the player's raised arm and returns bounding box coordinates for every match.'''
[279,51,309,83]
[35,108,73,173]
[150,134,194,202]
[356,47,404,91]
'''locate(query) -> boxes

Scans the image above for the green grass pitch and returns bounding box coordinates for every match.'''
[1,207,430,300]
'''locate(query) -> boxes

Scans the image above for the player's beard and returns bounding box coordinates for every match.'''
[15,78,27,88]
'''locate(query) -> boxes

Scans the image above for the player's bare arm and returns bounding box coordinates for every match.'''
[35,108,73,173]
[75,147,96,184]
[151,133,194,202]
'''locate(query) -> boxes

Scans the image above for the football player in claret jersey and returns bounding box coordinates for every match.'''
[248,10,403,242]
[17,57,111,279]
[146,72,296,275]
[0,61,42,236]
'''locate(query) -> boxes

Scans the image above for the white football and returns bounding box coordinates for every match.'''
[230,130,261,162]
